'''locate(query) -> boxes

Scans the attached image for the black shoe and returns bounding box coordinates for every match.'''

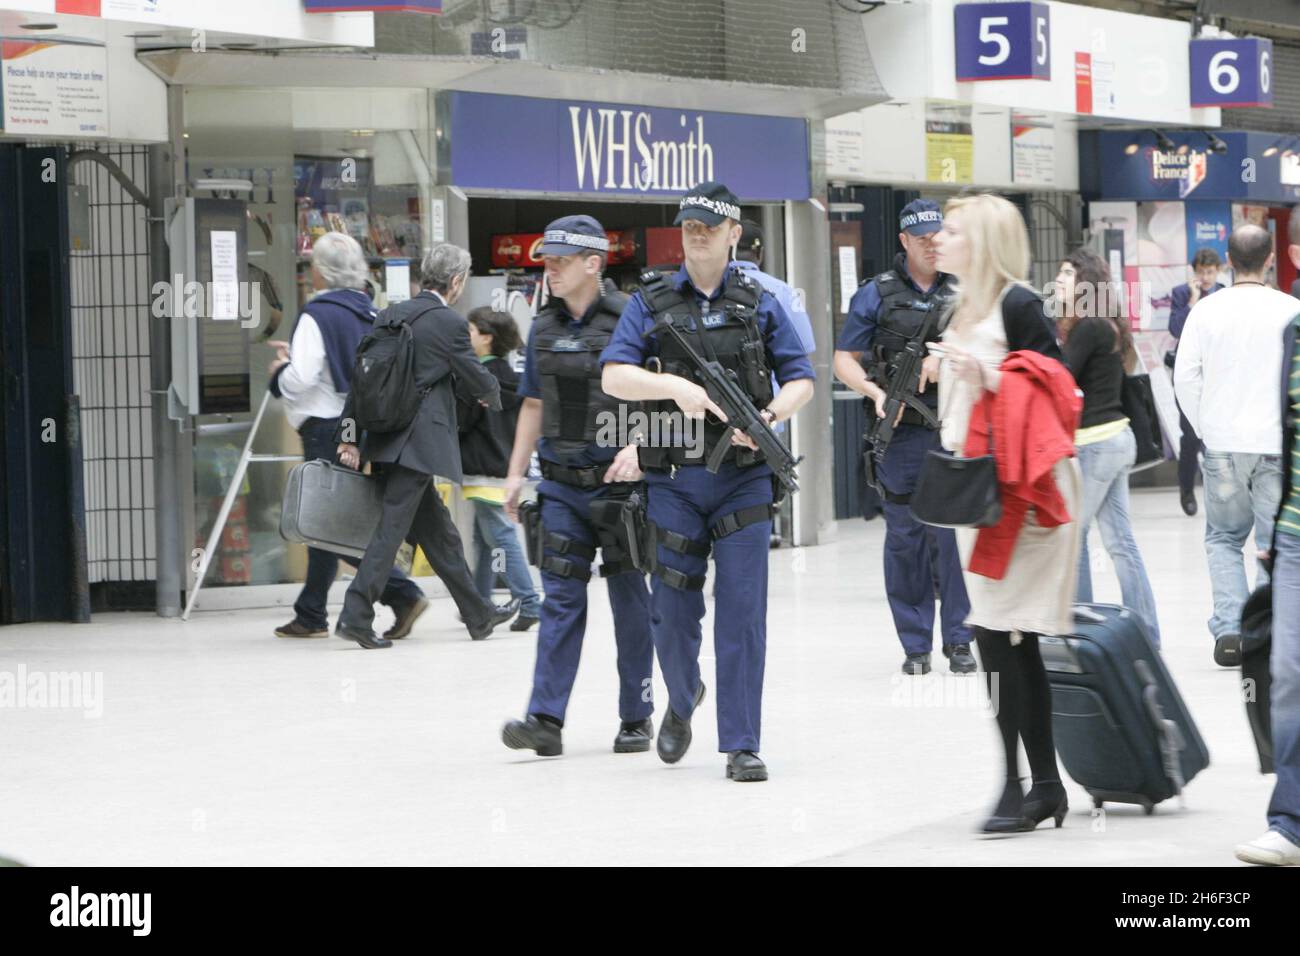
[614,717,654,753]
[1020,780,1068,830]
[981,777,1026,833]
[1181,490,1198,516]
[467,598,521,641]
[383,596,429,640]
[510,614,539,632]
[1214,633,1242,667]
[902,652,931,676]
[943,643,977,674]
[501,715,562,757]
[657,682,706,765]
[726,750,768,782]
[335,621,392,649]
[274,619,328,639]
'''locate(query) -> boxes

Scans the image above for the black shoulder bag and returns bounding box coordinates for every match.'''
[909,365,1002,529]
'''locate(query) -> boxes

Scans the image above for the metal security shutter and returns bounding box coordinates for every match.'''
[1220,42,1300,134]
[67,145,156,590]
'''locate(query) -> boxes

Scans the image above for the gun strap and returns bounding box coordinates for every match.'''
[649,523,711,558]
[542,531,596,562]
[540,554,592,583]
[710,503,774,540]
[654,566,707,592]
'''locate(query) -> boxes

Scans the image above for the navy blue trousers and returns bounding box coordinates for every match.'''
[647,461,772,753]
[875,424,971,656]
[527,478,654,725]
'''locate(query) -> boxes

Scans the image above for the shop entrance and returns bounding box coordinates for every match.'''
[0,144,90,624]
[466,195,798,543]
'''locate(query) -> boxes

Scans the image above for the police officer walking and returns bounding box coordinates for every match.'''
[832,199,975,676]
[501,215,655,757]
[601,182,815,782]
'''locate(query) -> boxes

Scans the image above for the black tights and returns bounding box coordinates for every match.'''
[973,626,1060,787]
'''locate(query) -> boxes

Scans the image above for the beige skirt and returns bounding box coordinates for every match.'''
[956,458,1082,637]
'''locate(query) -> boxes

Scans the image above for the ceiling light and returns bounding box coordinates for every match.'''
[1124,142,1140,156]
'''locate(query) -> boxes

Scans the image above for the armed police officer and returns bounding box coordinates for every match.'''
[832,199,974,677]
[501,215,655,758]
[601,182,815,782]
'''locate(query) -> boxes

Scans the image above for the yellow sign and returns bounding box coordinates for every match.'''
[925,104,973,184]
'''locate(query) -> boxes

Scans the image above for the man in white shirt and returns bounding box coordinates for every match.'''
[1175,224,1294,666]
[268,233,427,640]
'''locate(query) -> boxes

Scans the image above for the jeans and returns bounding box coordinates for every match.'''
[291,417,422,630]
[1075,427,1161,645]
[1202,451,1283,640]
[1267,531,1300,845]
[471,499,541,617]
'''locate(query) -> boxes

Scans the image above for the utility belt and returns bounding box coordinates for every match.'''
[539,459,605,490]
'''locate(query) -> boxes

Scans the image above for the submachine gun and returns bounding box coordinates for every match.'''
[645,314,802,497]
[861,301,940,496]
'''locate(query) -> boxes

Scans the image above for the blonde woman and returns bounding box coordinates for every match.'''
[929,194,1083,834]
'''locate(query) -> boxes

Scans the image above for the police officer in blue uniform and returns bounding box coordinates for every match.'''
[832,199,974,676]
[601,182,815,782]
[501,215,655,757]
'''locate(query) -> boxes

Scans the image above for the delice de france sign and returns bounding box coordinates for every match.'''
[448,92,810,201]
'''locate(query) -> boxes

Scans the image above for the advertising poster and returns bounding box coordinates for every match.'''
[1137,201,1187,266]
[1183,201,1231,267]
[924,102,972,185]
[0,39,107,137]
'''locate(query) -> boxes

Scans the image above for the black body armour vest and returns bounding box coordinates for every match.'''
[533,284,630,448]
[638,269,773,470]
[864,265,956,426]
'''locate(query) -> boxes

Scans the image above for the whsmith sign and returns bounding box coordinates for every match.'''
[448,92,810,201]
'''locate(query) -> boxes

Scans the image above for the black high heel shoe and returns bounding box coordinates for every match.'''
[981,776,1026,833]
[1020,780,1068,830]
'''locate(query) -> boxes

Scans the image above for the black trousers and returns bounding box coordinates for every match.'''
[341,463,493,631]
[1175,395,1202,496]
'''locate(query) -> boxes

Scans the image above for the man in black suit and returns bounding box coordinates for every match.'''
[1168,246,1225,516]
[335,243,519,648]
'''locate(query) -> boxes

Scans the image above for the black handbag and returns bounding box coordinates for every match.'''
[909,398,1002,529]
[1120,372,1164,469]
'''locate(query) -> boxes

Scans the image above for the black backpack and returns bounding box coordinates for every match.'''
[349,303,434,434]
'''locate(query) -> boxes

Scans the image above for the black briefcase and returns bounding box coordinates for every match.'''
[279,459,383,560]
[1241,583,1274,774]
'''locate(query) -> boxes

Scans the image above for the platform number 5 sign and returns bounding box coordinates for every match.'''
[955,2,1051,82]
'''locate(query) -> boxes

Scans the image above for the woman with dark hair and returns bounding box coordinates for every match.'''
[1055,248,1160,645]
[458,308,541,630]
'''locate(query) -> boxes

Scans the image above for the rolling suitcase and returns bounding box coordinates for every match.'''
[279,459,383,560]
[1040,604,1210,814]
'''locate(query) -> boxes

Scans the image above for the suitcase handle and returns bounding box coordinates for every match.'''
[1135,658,1188,806]
[1071,604,1107,625]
